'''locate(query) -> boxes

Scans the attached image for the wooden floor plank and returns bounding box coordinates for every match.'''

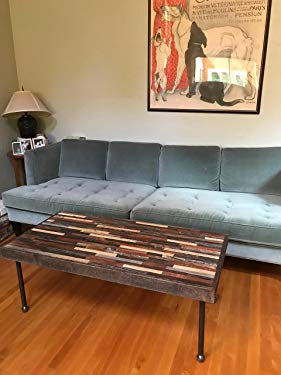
[0,257,280,374]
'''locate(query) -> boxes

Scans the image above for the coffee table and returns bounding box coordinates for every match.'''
[0,212,228,362]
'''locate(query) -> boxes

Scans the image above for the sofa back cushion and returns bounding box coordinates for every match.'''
[159,146,221,190]
[221,148,281,195]
[106,142,161,186]
[59,139,108,179]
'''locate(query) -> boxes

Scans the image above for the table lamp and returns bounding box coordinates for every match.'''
[2,88,51,138]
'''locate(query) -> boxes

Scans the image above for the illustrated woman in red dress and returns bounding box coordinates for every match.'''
[151,0,188,95]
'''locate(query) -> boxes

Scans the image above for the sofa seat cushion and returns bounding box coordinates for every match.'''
[131,188,281,246]
[3,177,155,219]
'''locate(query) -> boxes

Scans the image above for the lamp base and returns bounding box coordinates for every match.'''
[18,114,37,138]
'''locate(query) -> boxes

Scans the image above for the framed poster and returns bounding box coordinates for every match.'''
[148,0,272,114]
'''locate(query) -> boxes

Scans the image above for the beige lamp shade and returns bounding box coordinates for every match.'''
[2,90,51,118]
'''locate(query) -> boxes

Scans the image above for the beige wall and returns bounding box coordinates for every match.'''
[0,0,18,195]
[9,0,281,146]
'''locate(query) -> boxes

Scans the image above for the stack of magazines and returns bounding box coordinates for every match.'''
[0,201,13,242]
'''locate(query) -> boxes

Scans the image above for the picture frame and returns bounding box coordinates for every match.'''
[12,141,23,156]
[148,0,272,114]
[18,138,33,153]
[32,136,46,149]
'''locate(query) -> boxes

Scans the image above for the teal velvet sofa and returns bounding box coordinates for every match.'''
[3,139,281,264]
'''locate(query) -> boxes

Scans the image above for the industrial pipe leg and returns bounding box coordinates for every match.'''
[197,301,205,362]
[11,222,22,237]
[16,262,29,313]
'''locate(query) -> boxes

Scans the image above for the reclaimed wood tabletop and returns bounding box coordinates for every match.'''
[0,212,228,304]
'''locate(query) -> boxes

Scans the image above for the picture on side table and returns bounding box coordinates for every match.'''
[32,136,46,149]
[148,0,272,114]
[19,138,33,153]
[12,141,23,156]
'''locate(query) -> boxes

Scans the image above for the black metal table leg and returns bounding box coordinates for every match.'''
[197,301,205,362]
[11,222,22,237]
[16,262,29,313]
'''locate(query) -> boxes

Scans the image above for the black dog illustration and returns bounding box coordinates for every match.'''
[185,22,207,97]
[185,22,244,107]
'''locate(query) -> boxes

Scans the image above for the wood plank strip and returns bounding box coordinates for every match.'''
[10,237,87,261]
[59,212,88,219]
[80,244,164,263]
[162,270,214,285]
[78,244,165,264]
[74,247,117,258]
[41,222,110,237]
[123,264,163,275]
[57,216,94,224]
[167,239,198,247]
[96,224,140,233]
[205,237,224,243]
[32,228,65,236]
[5,245,90,264]
[68,226,110,235]
[164,247,219,259]
[135,222,169,228]
[89,233,137,243]
[120,245,174,257]
[172,264,216,276]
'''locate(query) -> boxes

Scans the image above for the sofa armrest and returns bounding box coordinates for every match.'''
[24,142,61,185]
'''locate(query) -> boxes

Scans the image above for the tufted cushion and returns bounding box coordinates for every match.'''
[106,142,161,186]
[221,147,281,195]
[131,187,281,246]
[159,146,221,190]
[2,177,155,219]
[59,139,108,180]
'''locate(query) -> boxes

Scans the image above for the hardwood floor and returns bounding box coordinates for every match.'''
[0,257,280,375]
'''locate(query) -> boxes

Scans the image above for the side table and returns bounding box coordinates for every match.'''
[7,151,26,187]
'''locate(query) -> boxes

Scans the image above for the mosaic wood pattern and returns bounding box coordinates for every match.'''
[0,212,228,303]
